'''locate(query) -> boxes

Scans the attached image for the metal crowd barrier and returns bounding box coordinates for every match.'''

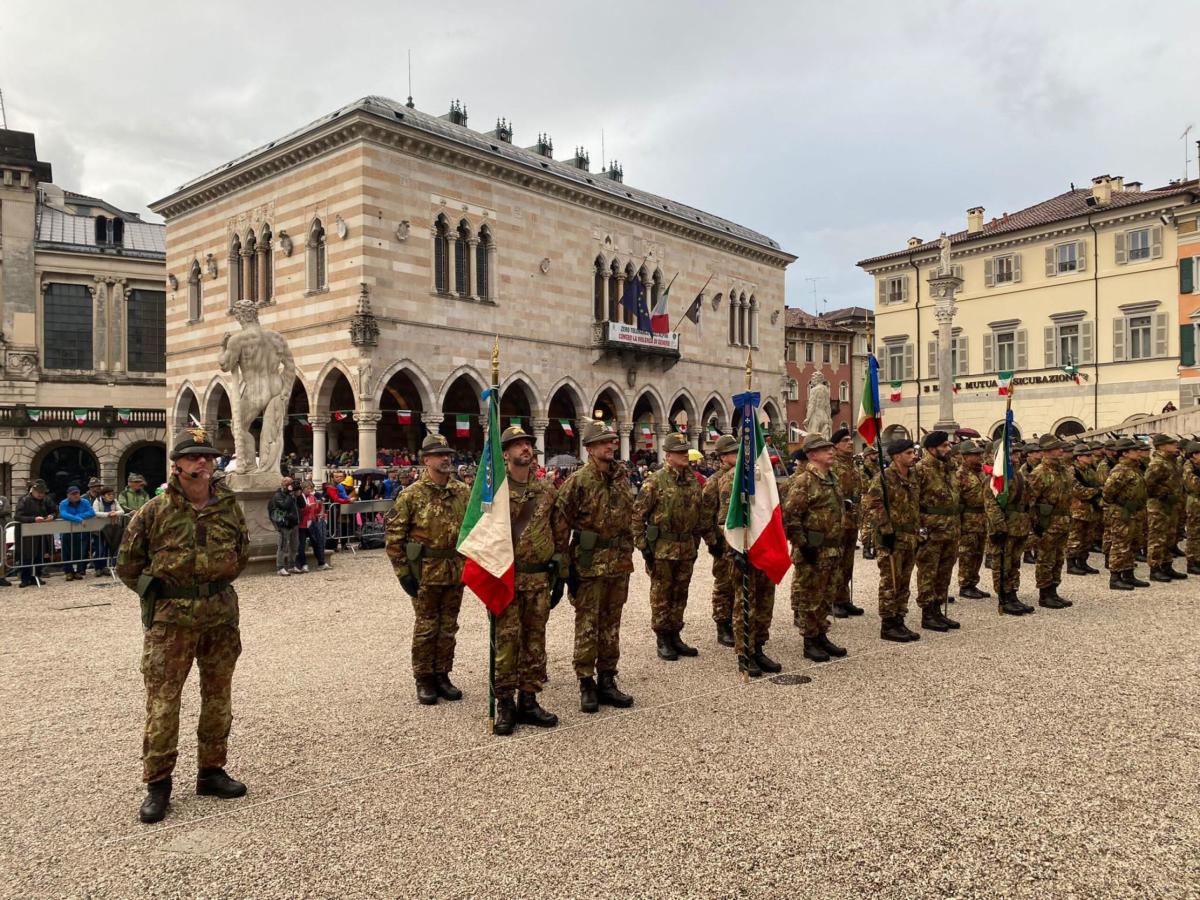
[321,500,392,554]
[6,514,132,585]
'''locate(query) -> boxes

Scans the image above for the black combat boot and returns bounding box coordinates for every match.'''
[1187,561,1200,575]
[435,672,463,701]
[738,652,763,678]
[999,593,1027,615]
[802,635,830,662]
[880,616,910,642]
[138,777,171,824]
[1166,563,1187,580]
[492,693,516,736]
[597,672,633,708]
[1080,556,1100,574]
[517,690,558,728]
[715,620,735,647]
[1126,569,1151,588]
[1171,545,1185,558]
[937,606,961,629]
[416,675,438,706]
[1135,550,1147,563]
[1150,565,1174,583]
[1109,571,1134,591]
[862,545,876,560]
[959,584,990,600]
[1023,548,1037,564]
[671,631,699,657]
[1066,557,1090,576]
[1048,584,1073,607]
[579,676,599,714]
[753,644,782,673]
[921,607,950,632]
[816,632,847,658]
[843,600,865,616]
[1014,593,1035,613]
[196,768,246,799]
[1038,587,1068,609]
[831,602,852,618]
[656,632,678,661]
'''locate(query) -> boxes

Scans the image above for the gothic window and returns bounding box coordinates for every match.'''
[748,294,759,348]
[608,259,621,321]
[228,234,242,307]
[187,259,202,322]
[593,256,606,321]
[308,218,327,291]
[455,220,471,297]
[737,292,748,346]
[245,231,258,303]
[651,269,664,314]
[635,265,649,327]
[127,289,166,372]
[728,288,737,344]
[476,225,491,300]
[43,283,93,370]
[433,214,450,294]
[623,263,636,326]
[260,225,273,301]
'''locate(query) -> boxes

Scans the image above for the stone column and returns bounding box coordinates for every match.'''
[354,410,381,468]
[310,415,330,484]
[90,277,108,373]
[613,274,625,323]
[929,272,963,432]
[617,421,631,461]
[421,412,444,446]
[532,417,549,462]
[688,426,703,451]
[111,278,126,373]
[241,248,254,302]
[655,423,672,459]
[466,237,479,300]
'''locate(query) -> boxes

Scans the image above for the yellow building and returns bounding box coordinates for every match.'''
[1176,202,1200,408]
[858,175,1200,441]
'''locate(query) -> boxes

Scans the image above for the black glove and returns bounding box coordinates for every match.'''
[399,574,419,598]
[1032,523,1045,537]
[707,542,722,559]
[801,545,819,565]
[992,532,1008,545]
[879,532,897,552]
[550,577,566,609]
[566,564,580,598]
[641,549,655,568]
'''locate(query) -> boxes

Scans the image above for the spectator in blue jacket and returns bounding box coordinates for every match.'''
[58,485,96,581]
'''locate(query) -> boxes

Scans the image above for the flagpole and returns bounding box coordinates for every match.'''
[487,337,500,734]
[672,273,714,332]
[997,382,1014,608]
[867,350,898,593]
[738,351,753,684]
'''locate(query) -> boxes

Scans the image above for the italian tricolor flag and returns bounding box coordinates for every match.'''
[117,408,131,424]
[559,419,573,437]
[857,355,881,445]
[396,409,412,425]
[457,389,514,616]
[997,371,1014,396]
[889,381,902,403]
[455,415,470,437]
[992,407,1014,507]
[333,411,348,421]
[73,409,88,425]
[723,393,790,585]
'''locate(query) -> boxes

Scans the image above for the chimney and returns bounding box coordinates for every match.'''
[906,236,922,248]
[967,206,985,233]
[524,133,554,158]
[1125,180,1142,193]
[565,147,590,171]
[484,117,513,144]
[1091,174,1113,205]
[439,99,468,128]
[602,160,623,183]
[1111,175,1124,191]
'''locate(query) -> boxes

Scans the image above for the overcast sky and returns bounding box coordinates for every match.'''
[4,0,1199,312]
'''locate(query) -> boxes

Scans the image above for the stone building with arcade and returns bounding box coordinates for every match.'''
[150,96,793,480]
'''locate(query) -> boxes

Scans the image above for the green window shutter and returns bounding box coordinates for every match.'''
[1180,257,1194,294]
[1181,323,1196,367]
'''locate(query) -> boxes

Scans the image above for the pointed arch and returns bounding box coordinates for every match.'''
[432,213,451,294]
[667,387,699,433]
[201,374,235,425]
[259,223,274,302]
[546,375,587,418]
[701,391,731,432]
[307,217,327,291]
[593,254,607,322]
[499,371,545,420]
[244,230,258,303]
[372,359,435,410]
[228,233,242,308]
[738,291,748,346]
[748,294,759,348]
[438,364,488,415]
[631,385,666,424]
[313,358,359,413]
[173,382,201,428]
[476,223,493,301]
[761,397,783,429]
[590,381,628,422]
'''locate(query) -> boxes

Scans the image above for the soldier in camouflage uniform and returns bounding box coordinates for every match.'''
[863,438,922,642]
[701,434,739,647]
[1103,438,1150,590]
[1019,442,1043,564]
[556,420,636,711]
[983,450,1034,616]
[954,440,991,599]
[385,434,470,706]
[913,431,961,631]
[490,425,570,735]
[1065,444,1103,576]
[634,432,706,662]
[1182,440,1200,575]
[784,434,847,662]
[1132,443,1151,562]
[860,451,880,558]
[829,428,866,617]
[117,428,250,824]
[1144,434,1187,582]
[1024,434,1074,609]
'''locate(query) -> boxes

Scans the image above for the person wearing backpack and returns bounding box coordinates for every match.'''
[267,476,301,576]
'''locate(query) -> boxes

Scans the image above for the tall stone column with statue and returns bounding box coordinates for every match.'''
[929,233,963,432]
[803,372,833,438]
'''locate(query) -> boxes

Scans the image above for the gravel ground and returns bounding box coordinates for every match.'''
[1,549,1197,899]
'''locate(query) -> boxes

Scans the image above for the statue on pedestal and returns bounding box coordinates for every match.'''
[938,232,953,276]
[803,372,833,438]
[218,300,295,475]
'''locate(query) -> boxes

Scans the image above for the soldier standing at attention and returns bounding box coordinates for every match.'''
[864,439,921,642]
[860,451,880,559]
[385,434,470,706]
[983,449,1035,616]
[1132,443,1152,563]
[913,431,961,632]
[1020,442,1043,564]
[1144,434,1187,582]
[784,434,847,662]
[117,428,250,825]
[491,426,569,736]
[954,440,991,600]
[701,434,739,647]
[1103,438,1150,591]
[1066,445,1103,576]
[634,432,706,662]
[555,421,636,712]
[830,428,866,617]
[1025,435,1074,609]
[1182,440,1200,575]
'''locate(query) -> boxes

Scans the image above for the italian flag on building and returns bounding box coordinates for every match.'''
[333,411,349,421]
[723,392,790,585]
[455,415,471,437]
[73,409,88,425]
[997,371,1014,396]
[28,408,42,423]
[889,381,902,403]
[457,389,514,616]
[559,419,573,437]
[117,408,132,424]
[396,409,412,425]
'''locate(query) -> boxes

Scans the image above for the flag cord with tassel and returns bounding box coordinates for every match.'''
[738,352,753,683]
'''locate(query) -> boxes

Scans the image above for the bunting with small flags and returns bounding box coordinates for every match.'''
[73,409,88,425]
[559,419,574,437]
[889,381,902,403]
[333,411,349,421]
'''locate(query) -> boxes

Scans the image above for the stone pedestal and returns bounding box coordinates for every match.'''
[225,473,284,560]
[928,272,963,433]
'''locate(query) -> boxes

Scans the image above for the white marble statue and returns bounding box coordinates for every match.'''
[218,300,296,475]
[938,232,952,275]
[804,373,832,438]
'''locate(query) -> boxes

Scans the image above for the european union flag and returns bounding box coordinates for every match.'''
[619,276,642,318]
[635,285,652,332]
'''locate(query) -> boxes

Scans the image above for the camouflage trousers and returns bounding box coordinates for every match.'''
[141,598,242,784]
[915,534,958,608]
[732,565,775,655]
[1147,504,1180,568]
[711,553,734,623]
[1034,524,1069,588]
[571,575,629,678]
[1132,510,1148,556]
[1185,501,1200,562]
[988,535,1026,595]
[1108,514,1136,572]
[411,583,464,677]
[790,551,840,637]
[1066,513,1101,558]
[494,582,551,694]
[877,544,917,618]
[833,528,857,604]
[649,557,696,634]
[957,528,987,589]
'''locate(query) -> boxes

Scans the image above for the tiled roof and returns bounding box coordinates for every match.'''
[856,181,1200,267]
[169,95,790,257]
[36,204,165,257]
[785,307,849,332]
[821,305,873,322]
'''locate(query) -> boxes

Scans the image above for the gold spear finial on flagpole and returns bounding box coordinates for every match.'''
[745,350,753,391]
[491,335,500,389]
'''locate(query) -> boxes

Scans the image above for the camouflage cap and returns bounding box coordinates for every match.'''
[1038,434,1066,451]
[955,439,984,455]
[420,433,455,457]
[580,419,618,445]
[1151,433,1179,447]
[714,434,739,455]
[1112,437,1140,453]
[500,424,535,449]
[803,434,834,452]
[170,426,221,459]
[662,432,690,454]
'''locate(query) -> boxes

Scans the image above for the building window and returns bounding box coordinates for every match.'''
[433,215,450,294]
[737,292,748,346]
[260,225,273,301]
[995,331,1016,372]
[838,344,848,365]
[822,343,831,364]
[728,290,737,343]
[839,381,849,403]
[885,343,905,382]
[244,232,258,303]
[785,341,797,362]
[986,253,1021,286]
[187,260,202,322]
[127,289,166,372]
[1058,323,1080,365]
[476,225,492,300]
[1128,314,1153,360]
[307,219,327,292]
[454,220,471,297]
[228,234,242,307]
[1056,243,1078,273]
[880,275,908,305]
[593,257,606,321]
[43,283,93,370]
[608,261,622,321]
[748,294,758,348]
[804,342,814,363]
[1128,228,1150,261]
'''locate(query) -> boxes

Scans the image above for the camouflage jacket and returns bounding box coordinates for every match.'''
[118,487,151,513]
[509,474,569,590]
[555,459,635,577]
[831,453,864,531]
[632,464,704,561]
[1183,460,1200,509]
[984,469,1031,538]
[914,454,961,538]
[1070,462,1103,521]
[384,471,469,585]
[1095,458,1111,487]
[1102,459,1147,520]
[782,464,844,561]
[1143,450,1182,513]
[955,464,989,534]
[116,476,249,625]
[863,464,920,551]
[700,461,733,548]
[1026,458,1073,533]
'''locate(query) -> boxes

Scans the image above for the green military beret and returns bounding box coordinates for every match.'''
[1038,434,1066,451]
[500,424,535,449]
[714,434,739,455]
[803,434,834,452]
[170,426,221,460]
[421,434,454,457]
[662,432,690,454]
[1150,433,1178,448]
[580,419,618,445]
[1184,440,1200,455]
